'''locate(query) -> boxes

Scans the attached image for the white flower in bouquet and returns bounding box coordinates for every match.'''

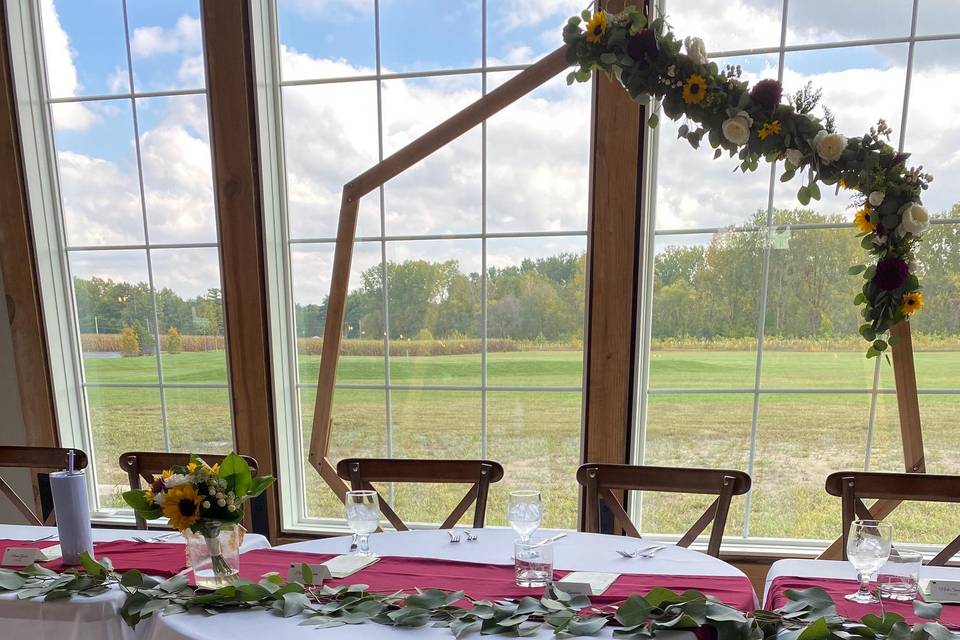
[897,202,930,236]
[722,111,753,145]
[812,130,847,163]
[872,234,887,247]
[784,148,803,168]
[163,473,192,488]
[868,191,885,207]
[684,36,708,65]
[152,491,165,506]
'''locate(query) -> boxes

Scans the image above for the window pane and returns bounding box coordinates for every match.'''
[88,386,164,510]
[381,75,482,235]
[72,250,159,384]
[292,242,385,386]
[761,227,877,388]
[786,0,913,45]
[151,247,227,384]
[52,100,144,246]
[300,387,388,520]
[165,387,232,453]
[379,0,481,73]
[278,0,376,81]
[486,0,580,65]
[486,236,586,387]
[40,0,130,98]
[138,95,217,244]
[750,393,870,539]
[390,390,481,524]
[283,82,381,240]
[667,0,782,54]
[486,73,590,233]
[640,393,752,537]
[917,0,960,36]
[126,0,205,92]
[648,233,761,389]
[386,240,482,386]
[486,391,582,530]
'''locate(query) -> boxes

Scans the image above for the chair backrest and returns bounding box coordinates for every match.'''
[826,471,960,564]
[336,458,505,531]
[576,463,751,557]
[119,452,261,532]
[0,446,89,525]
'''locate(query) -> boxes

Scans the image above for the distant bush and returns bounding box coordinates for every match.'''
[82,333,225,353]
[118,327,140,357]
[296,337,584,357]
[131,321,155,355]
[166,328,183,354]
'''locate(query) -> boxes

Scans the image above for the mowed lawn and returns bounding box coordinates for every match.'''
[85,347,960,543]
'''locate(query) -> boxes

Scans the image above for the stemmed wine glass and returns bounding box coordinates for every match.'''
[345,490,380,557]
[846,519,893,603]
[508,489,542,543]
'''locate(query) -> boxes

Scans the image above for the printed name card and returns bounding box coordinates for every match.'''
[556,571,620,596]
[287,563,332,585]
[921,579,960,603]
[286,555,380,584]
[2,547,46,567]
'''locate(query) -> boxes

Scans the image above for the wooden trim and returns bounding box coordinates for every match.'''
[307,46,572,495]
[0,1,59,451]
[200,0,278,541]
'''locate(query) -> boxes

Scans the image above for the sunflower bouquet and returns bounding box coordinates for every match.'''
[122,453,274,583]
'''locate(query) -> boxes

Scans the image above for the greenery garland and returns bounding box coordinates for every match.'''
[562,6,934,358]
[1,553,959,639]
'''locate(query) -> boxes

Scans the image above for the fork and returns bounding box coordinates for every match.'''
[29,534,56,543]
[616,544,665,559]
[463,530,478,542]
[132,531,179,544]
[447,530,461,543]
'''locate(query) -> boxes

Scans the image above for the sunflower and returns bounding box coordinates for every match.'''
[757,120,782,140]
[853,209,875,234]
[585,11,607,43]
[186,462,198,474]
[900,291,924,316]
[682,74,707,104]
[162,484,202,531]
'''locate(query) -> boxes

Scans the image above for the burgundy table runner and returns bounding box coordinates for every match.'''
[0,538,188,577]
[766,576,960,627]
[238,548,758,611]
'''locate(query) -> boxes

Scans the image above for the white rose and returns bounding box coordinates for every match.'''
[813,130,847,163]
[897,202,930,236]
[868,191,885,207]
[163,473,191,488]
[684,36,708,65]
[784,148,803,168]
[721,111,752,146]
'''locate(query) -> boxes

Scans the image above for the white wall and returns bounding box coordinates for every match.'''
[0,264,35,523]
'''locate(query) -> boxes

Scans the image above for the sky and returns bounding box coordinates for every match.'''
[40,0,960,306]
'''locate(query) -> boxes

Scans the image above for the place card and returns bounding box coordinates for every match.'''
[920,579,960,603]
[556,571,620,596]
[2,547,47,567]
[287,562,332,585]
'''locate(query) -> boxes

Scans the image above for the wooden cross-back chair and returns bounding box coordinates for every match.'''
[577,463,752,557]
[336,458,505,531]
[0,446,88,525]
[826,471,960,564]
[119,452,264,533]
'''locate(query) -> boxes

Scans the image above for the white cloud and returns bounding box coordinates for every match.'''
[38,0,98,129]
[130,16,202,57]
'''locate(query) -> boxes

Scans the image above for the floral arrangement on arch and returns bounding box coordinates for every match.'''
[565,6,933,358]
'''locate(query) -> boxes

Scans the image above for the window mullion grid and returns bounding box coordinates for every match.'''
[480,0,488,459]
[120,0,171,453]
[741,0,790,539]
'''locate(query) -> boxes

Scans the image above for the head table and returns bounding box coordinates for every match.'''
[144,528,757,640]
[0,523,271,640]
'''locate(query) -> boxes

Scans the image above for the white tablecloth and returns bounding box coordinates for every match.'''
[0,524,270,640]
[148,528,754,640]
[763,559,960,606]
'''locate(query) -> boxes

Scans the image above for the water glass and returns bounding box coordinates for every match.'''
[514,538,554,588]
[345,490,379,557]
[878,548,922,601]
[508,490,542,543]
[845,519,893,604]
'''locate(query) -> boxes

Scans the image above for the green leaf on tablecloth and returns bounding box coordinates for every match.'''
[915,600,944,620]
[80,551,103,577]
[617,595,653,626]
[0,570,25,590]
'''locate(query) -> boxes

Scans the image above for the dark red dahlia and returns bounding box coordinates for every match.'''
[627,28,658,63]
[874,257,909,291]
[750,78,783,111]
[151,477,165,495]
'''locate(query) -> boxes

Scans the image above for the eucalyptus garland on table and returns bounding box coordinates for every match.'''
[2,554,960,640]
[563,6,934,358]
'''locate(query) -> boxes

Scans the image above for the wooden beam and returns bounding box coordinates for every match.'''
[200,0,278,541]
[0,0,59,451]
[308,45,572,496]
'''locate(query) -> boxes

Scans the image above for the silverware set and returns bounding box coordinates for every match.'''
[131,531,179,544]
[28,534,56,543]
[616,544,666,559]
[447,530,478,543]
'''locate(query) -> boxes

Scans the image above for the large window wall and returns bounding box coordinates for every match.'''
[635,0,960,544]
[33,0,230,512]
[270,0,592,529]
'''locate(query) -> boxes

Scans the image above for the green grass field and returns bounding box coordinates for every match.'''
[84,348,960,544]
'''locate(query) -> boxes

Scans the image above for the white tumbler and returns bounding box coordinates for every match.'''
[49,469,94,565]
